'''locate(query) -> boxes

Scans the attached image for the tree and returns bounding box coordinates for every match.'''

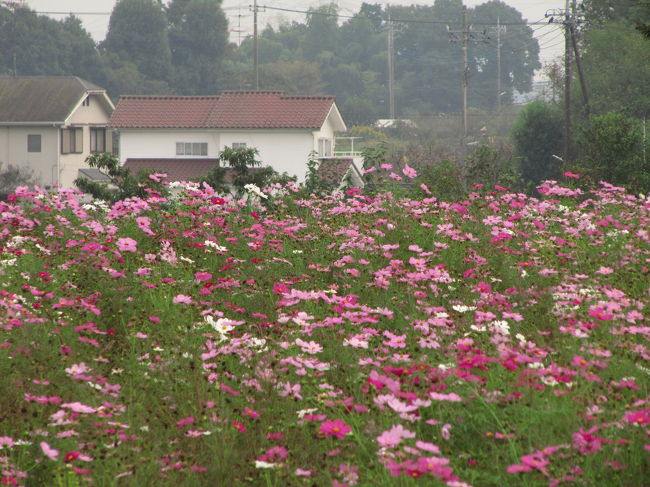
[575,112,649,192]
[0,5,102,79]
[0,162,36,199]
[511,100,563,186]
[261,61,326,95]
[103,0,171,82]
[469,1,541,109]
[167,0,229,94]
[578,22,650,118]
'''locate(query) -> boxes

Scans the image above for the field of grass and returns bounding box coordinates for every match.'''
[0,175,648,486]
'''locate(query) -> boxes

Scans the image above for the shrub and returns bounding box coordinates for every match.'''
[511,100,564,187]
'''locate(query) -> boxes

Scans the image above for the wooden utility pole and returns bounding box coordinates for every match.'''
[462,5,469,150]
[253,0,259,90]
[496,16,506,111]
[563,0,572,163]
[387,6,395,119]
[570,0,589,118]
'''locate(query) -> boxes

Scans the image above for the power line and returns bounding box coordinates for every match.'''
[256,5,554,26]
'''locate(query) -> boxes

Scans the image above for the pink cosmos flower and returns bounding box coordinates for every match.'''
[172,294,192,304]
[624,409,650,425]
[61,402,96,414]
[40,441,59,461]
[116,237,138,252]
[0,436,15,448]
[376,424,415,448]
[402,164,417,179]
[320,419,351,439]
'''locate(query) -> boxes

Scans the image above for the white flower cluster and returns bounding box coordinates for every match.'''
[204,240,227,252]
[244,183,268,199]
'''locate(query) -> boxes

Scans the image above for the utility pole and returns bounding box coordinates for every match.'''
[462,5,469,151]
[252,0,259,90]
[387,5,395,119]
[564,0,572,164]
[547,2,587,163]
[495,16,506,111]
[569,0,590,118]
[448,5,487,162]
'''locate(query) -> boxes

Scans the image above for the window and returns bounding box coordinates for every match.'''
[27,134,41,152]
[231,142,247,150]
[318,138,332,157]
[176,142,208,156]
[112,132,120,156]
[90,128,106,153]
[61,127,83,154]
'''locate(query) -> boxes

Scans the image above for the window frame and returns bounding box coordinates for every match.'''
[318,138,332,157]
[90,127,106,153]
[61,127,83,154]
[175,141,208,156]
[27,134,42,153]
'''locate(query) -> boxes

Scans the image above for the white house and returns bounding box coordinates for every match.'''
[0,76,115,189]
[109,91,348,182]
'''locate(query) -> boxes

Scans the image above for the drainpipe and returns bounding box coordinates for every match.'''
[55,124,61,187]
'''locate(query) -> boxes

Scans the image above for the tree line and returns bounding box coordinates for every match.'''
[0,0,540,123]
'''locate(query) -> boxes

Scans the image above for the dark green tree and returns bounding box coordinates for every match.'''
[575,112,649,192]
[0,5,101,80]
[470,1,541,109]
[167,0,230,94]
[511,100,563,186]
[103,0,171,82]
[579,21,650,118]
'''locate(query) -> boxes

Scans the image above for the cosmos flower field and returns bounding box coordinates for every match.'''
[0,177,648,486]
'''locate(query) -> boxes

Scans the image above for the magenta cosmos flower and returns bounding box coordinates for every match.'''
[320,419,351,439]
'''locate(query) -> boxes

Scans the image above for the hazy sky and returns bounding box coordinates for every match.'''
[23,0,567,70]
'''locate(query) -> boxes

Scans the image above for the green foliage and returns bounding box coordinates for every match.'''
[574,111,650,193]
[220,146,261,175]
[0,6,101,80]
[0,162,36,198]
[303,151,335,195]
[465,144,502,187]
[417,159,466,201]
[511,100,563,186]
[73,152,166,203]
[579,23,650,118]
[167,0,229,94]
[103,0,172,82]
[361,140,389,171]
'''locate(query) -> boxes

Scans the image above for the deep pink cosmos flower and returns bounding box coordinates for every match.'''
[320,419,351,439]
[624,409,650,425]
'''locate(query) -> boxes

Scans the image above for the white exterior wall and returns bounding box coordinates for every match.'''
[219,130,314,181]
[118,130,220,162]
[312,113,338,156]
[61,94,114,188]
[0,126,59,187]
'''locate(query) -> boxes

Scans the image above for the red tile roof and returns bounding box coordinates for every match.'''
[110,96,219,128]
[123,159,219,182]
[109,91,336,129]
[316,158,356,186]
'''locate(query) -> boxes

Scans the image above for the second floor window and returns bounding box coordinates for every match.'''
[318,138,332,157]
[176,142,208,156]
[90,128,106,153]
[61,127,83,154]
